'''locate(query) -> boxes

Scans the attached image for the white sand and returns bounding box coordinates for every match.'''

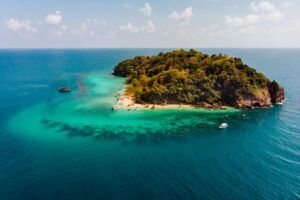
[113,92,195,110]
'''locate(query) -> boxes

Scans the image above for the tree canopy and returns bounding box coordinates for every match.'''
[113,49,282,108]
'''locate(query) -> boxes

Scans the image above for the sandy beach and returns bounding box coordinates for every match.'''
[113,92,195,110]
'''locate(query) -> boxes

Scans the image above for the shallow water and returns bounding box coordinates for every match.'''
[0,49,299,199]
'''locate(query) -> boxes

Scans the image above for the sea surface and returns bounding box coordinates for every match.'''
[0,49,299,200]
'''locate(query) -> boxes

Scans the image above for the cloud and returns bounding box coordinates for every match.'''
[81,18,107,29]
[226,1,283,27]
[281,1,292,7]
[86,18,98,23]
[119,20,156,33]
[226,14,260,26]
[168,7,193,25]
[264,11,283,20]
[144,20,156,32]
[120,23,140,32]
[238,26,256,35]
[61,25,68,30]
[251,1,283,20]
[250,1,275,12]
[81,18,95,29]
[45,11,62,24]
[5,19,23,30]
[139,3,152,17]
[5,19,38,33]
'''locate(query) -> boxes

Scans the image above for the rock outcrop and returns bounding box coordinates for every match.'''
[268,81,285,104]
[233,84,284,109]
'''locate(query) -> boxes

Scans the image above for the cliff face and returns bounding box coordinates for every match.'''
[268,81,285,104]
[233,85,284,109]
[113,49,285,109]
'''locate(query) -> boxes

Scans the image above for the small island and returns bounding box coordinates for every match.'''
[113,49,284,109]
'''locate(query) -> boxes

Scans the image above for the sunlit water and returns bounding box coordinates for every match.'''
[0,49,299,199]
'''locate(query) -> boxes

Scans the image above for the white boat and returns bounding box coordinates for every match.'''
[219,123,228,129]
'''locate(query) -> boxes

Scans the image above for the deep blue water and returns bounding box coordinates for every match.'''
[0,49,299,200]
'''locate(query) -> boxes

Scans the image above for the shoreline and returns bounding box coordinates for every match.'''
[113,92,233,111]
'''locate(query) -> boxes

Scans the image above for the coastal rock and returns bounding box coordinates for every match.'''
[234,88,272,108]
[268,80,285,103]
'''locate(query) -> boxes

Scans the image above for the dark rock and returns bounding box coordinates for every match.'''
[268,81,285,103]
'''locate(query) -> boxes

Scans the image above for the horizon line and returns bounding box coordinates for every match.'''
[1,47,300,50]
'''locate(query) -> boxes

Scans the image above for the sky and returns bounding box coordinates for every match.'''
[0,0,299,48]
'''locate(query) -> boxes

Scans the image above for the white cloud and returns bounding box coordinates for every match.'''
[5,19,38,33]
[226,1,283,27]
[250,1,283,21]
[80,18,100,30]
[5,19,23,30]
[120,23,140,33]
[239,26,256,35]
[119,20,156,33]
[264,11,283,21]
[281,1,292,7]
[144,20,156,32]
[45,11,62,24]
[251,1,275,12]
[168,7,193,25]
[86,18,98,23]
[139,3,152,17]
[226,14,260,26]
[61,25,68,30]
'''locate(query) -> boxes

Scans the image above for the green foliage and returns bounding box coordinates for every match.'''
[113,49,271,106]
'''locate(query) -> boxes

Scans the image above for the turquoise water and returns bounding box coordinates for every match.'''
[0,49,299,199]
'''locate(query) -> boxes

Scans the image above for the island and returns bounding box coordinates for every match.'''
[113,49,284,109]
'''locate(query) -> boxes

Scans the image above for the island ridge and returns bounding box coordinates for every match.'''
[113,49,284,109]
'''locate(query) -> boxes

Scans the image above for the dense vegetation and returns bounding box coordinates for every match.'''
[113,49,284,108]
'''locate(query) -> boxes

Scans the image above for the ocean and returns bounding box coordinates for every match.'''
[0,49,299,199]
